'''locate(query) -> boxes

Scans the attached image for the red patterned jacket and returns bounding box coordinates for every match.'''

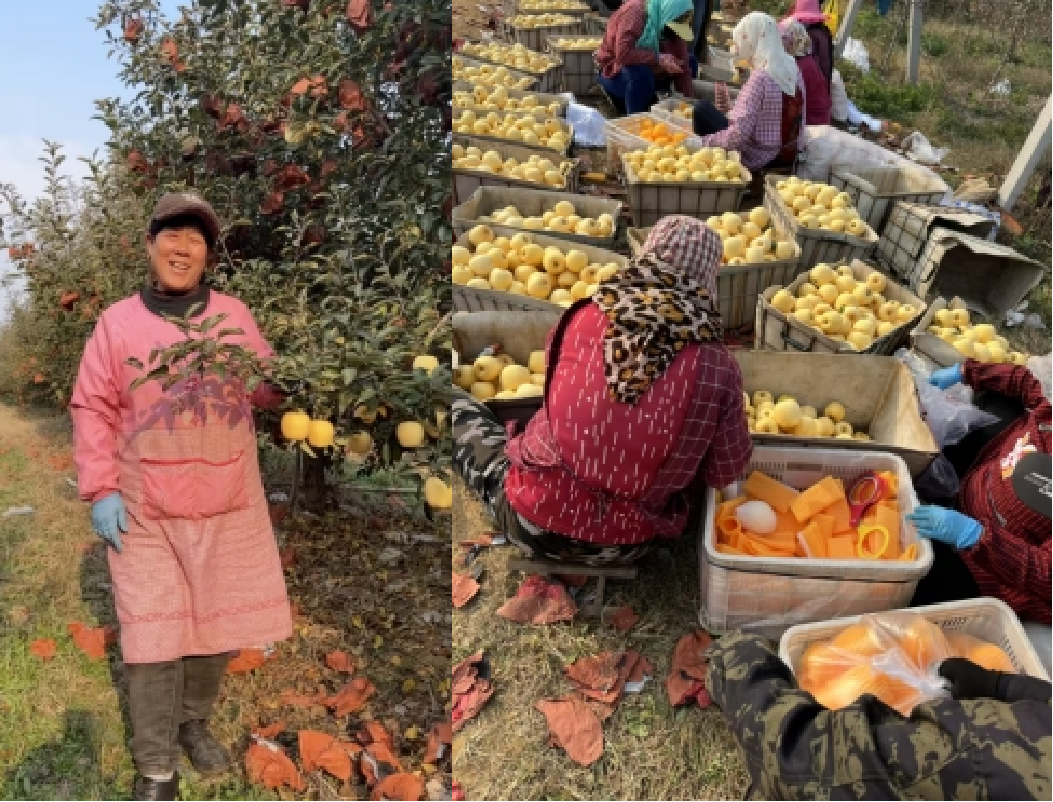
[959,360,1052,624]
[504,302,752,546]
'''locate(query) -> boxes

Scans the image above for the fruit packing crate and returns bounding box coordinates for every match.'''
[452,136,583,206]
[582,12,606,35]
[454,54,540,92]
[460,42,565,94]
[453,80,572,119]
[452,185,624,248]
[603,113,702,167]
[828,165,949,236]
[452,229,629,313]
[544,35,600,95]
[762,175,879,270]
[453,310,561,430]
[513,3,591,18]
[697,446,932,638]
[909,296,969,370]
[456,108,575,155]
[627,225,804,329]
[733,351,937,478]
[754,259,926,357]
[500,20,585,65]
[622,141,752,228]
[779,598,1049,681]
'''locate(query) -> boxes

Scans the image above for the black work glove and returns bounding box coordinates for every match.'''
[938,657,1002,700]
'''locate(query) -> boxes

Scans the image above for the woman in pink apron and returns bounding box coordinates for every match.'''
[70,192,292,801]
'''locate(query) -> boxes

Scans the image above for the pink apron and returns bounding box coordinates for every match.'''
[70,292,292,664]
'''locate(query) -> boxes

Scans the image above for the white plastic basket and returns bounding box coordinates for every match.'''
[779,598,1050,681]
[698,446,933,638]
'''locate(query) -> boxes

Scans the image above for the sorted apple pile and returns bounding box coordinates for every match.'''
[622,144,748,184]
[795,613,1016,716]
[475,198,615,238]
[706,207,799,265]
[925,308,1028,364]
[519,0,589,10]
[453,56,535,89]
[460,41,561,73]
[453,84,563,116]
[454,348,547,402]
[769,263,915,351]
[716,470,916,561]
[774,177,872,236]
[548,36,604,50]
[453,143,574,189]
[507,13,580,28]
[452,225,619,305]
[744,391,870,440]
[453,109,571,150]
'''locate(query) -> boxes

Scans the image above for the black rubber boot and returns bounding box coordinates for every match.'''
[177,720,232,776]
[132,772,179,801]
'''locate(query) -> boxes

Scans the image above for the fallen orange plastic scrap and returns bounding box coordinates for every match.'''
[452,651,494,732]
[298,729,354,781]
[29,638,57,661]
[253,721,285,739]
[423,721,453,764]
[67,621,115,661]
[608,605,639,632]
[495,575,577,625]
[244,741,305,791]
[324,650,355,673]
[452,572,481,608]
[535,695,604,766]
[666,629,714,707]
[324,676,376,716]
[371,772,425,801]
[227,648,268,674]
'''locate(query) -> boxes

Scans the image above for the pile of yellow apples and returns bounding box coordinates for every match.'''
[453,143,573,189]
[549,36,603,50]
[453,109,570,151]
[460,41,561,73]
[453,84,563,117]
[622,145,749,184]
[707,207,799,264]
[453,56,535,90]
[454,349,547,402]
[774,177,872,236]
[507,13,580,28]
[768,263,915,351]
[744,392,871,440]
[663,100,693,120]
[926,308,1028,364]
[519,0,589,10]
[476,198,615,238]
[452,224,620,305]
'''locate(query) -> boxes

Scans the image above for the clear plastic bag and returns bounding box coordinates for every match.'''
[566,102,606,148]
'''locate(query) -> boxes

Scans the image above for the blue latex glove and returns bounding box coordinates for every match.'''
[929,363,964,390]
[90,493,128,553]
[906,505,981,549]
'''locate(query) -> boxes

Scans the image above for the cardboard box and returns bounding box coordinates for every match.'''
[874,202,994,283]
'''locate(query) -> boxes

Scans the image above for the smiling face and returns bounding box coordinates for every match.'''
[146,223,211,292]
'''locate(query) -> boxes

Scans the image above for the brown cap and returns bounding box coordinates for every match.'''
[149,192,221,244]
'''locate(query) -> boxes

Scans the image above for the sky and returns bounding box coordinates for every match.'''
[0,1,178,312]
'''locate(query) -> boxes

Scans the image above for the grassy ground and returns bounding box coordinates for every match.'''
[0,403,452,800]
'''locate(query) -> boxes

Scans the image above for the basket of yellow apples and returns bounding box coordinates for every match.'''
[452,139,583,204]
[910,297,1030,369]
[462,39,566,92]
[545,35,604,95]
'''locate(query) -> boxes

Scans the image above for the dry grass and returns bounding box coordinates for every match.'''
[451,480,749,801]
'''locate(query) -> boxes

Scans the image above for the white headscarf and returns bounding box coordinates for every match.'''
[731,12,799,96]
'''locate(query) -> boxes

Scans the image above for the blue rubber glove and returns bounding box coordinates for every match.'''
[906,505,981,549]
[90,493,128,553]
[929,363,964,390]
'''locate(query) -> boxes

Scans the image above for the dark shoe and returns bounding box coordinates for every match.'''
[177,720,232,776]
[133,772,179,801]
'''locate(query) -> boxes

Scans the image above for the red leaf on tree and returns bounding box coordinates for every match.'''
[324,676,376,716]
[245,742,304,791]
[29,639,57,661]
[283,0,311,7]
[160,37,181,68]
[123,17,144,43]
[301,225,326,246]
[338,79,366,110]
[279,546,296,568]
[219,103,246,132]
[59,291,81,311]
[319,159,338,178]
[274,165,311,190]
[371,773,425,801]
[290,78,313,96]
[261,191,285,215]
[346,0,373,32]
[127,150,150,174]
[227,648,268,673]
[324,650,355,673]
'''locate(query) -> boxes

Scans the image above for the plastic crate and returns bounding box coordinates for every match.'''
[452,229,629,312]
[453,55,539,91]
[454,108,574,155]
[453,137,583,206]
[779,598,1049,681]
[459,41,565,93]
[453,185,623,248]
[697,446,932,637]
[505,18,584,58]
[623,143,751,227]
[582,12,606,35]
[515,3,591,17]
[453,80,572,120]
[545,36,601,95]
[604,113,664,166]
[628,226,804,329]
[764,175,879,269]
[754,259,926,357]
[829,165,950,236]
[909,296,968,370]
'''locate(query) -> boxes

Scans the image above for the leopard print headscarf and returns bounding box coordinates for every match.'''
[592,216,723,405]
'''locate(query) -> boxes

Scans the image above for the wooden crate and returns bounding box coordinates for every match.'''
[829,165,949,235]
[763,175,879,269]
[545,36,601,95]
[754,259,926,357]
[628,226,804,329]
[453,137,583,205]
[452,185,623,248]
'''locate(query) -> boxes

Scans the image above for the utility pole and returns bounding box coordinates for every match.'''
[906,0,923,84]
[998,95,1053,212]
[833,0,865,61]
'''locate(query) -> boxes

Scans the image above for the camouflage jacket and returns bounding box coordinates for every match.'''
[707,632,1052,800]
